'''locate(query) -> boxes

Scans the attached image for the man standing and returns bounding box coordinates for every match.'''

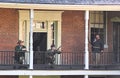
[15,40,26,64]
[92,34,104,65]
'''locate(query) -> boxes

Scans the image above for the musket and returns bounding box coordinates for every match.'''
[54,46,61,54]
[56,46,61,51]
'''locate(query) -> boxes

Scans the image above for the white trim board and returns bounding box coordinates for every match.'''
[0,3,120,11]
[0,70,119,76]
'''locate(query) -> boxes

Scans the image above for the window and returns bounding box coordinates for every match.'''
[33,20,58,49]
[51,21,58,46]
[33,21,47,30]
[90,11,106,43]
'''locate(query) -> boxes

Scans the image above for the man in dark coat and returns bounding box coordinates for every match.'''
[15,40,26,64]
[92,34,104,65]
[46,45,61,65]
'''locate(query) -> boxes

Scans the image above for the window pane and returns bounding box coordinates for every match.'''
[90,13,95,23]
[95,13,100,23]
[100,14,104,23]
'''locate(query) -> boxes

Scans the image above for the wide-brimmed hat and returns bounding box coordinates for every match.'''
[17,40,24,44]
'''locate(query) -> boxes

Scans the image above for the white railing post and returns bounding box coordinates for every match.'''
[29,9,34,69]
[84,10,89,70]
[29,75,33,78]
[84,75,89,78]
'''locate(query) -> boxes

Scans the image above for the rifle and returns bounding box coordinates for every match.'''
[56,46,61,50]
[89,40,93,46]
[54,46,61,54]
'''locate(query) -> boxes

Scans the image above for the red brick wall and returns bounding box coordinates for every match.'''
[0,8,19,50]
[62,11,85,52]
[0,76,18,78]
[61,11,85,64]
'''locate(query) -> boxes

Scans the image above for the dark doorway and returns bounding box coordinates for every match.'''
[33,32,47,51]
[33,32,47,64]
[113,22,120,63]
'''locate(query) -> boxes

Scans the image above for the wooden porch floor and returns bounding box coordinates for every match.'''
[0,64,120,70]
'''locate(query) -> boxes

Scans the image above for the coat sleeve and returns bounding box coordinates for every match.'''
[100,39,104,51]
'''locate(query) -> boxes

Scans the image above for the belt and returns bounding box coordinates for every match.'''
[93,46,100,48]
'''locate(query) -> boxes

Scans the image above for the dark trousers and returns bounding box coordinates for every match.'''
[15,52,25,64]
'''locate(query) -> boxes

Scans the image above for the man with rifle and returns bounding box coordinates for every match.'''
[46,45,61,66]
[91,34,104,65]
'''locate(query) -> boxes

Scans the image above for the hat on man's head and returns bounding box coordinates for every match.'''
[51,44,55,48]
[17,40,24,44]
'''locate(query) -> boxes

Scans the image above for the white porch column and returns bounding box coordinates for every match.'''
[84,10,89,70]
[29,9,34,69]
[84,75,88,78]
[29,75,33,78]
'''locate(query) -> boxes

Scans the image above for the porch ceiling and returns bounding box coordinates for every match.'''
[0,3,120,11]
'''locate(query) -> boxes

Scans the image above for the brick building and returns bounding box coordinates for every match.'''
[0,0,120,78]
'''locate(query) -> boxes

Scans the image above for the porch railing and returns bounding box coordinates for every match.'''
[34,51,84,65]
[0,51,29,69]
[33,51,84,70]
[0,51,120,70]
